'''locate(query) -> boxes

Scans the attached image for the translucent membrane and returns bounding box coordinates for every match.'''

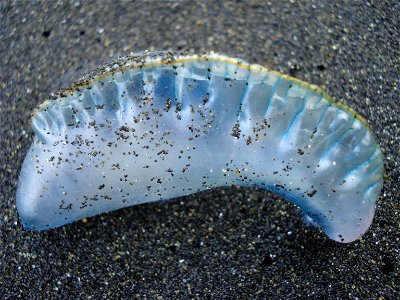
[17,52,383,243]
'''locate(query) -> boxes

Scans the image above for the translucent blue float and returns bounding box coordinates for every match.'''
[17,51,383,242]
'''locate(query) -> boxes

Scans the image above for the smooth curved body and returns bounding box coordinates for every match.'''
[17,51,383,242]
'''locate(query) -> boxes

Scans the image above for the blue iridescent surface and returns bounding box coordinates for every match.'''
[17,52,383,242]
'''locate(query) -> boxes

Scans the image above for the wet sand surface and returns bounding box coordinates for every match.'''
[1,1,399,298]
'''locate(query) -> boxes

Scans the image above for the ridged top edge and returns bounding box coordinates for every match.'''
[34,50,369,126]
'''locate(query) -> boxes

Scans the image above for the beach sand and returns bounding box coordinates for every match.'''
[0,1,398,298]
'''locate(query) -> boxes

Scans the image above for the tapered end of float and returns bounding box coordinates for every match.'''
[302,181,382,243]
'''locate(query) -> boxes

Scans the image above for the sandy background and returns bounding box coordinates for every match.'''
[1,1,399,298]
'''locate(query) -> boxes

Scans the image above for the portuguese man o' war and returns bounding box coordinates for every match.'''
[17,51,384,243]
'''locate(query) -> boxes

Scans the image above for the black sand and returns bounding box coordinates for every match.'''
[1,1,399,298]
